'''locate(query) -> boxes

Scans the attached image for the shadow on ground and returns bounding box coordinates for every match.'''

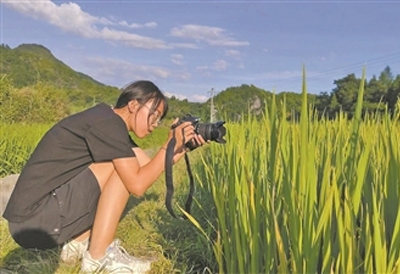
[1,247,61,274]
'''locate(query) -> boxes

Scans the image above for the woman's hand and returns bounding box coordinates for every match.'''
[167,118,195,153]
[188,134,207,150]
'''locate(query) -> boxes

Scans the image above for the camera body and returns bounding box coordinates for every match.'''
[172,114,226,150]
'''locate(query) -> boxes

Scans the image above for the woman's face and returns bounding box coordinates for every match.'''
[130,99,165,138]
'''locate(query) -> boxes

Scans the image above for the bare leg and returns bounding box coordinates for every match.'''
[73,230,91,242]
[88,162,130,259]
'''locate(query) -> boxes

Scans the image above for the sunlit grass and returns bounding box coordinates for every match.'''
[0,123,51,177]
[189,69,400,273]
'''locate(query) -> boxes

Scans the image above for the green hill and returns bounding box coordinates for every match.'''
[0,43,310,123]
[0,43,119,107]
[211,84,315,121]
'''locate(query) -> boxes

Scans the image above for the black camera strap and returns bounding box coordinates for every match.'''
[164,128,195,219]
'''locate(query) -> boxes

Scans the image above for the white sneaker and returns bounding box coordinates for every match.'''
[61,238,89,264]
[81,239,152,273]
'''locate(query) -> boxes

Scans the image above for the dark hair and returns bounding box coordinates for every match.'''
[115,80,168,121]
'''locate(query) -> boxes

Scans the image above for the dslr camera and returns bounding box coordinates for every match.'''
[172,114,227,150]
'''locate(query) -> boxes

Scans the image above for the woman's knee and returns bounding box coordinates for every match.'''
[89,162,115,190]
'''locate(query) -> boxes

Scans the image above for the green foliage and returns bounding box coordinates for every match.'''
[212,85,317,122]
[0,44,120,109]
[315,66,400,118]
[387,75,400,112]
[164,97,208,121]
[333,73,364,114]
[0,123,51,177]
[0,76,70,123]
[131,126,169,151]
[213,84,271,121]
[189,74,400,273]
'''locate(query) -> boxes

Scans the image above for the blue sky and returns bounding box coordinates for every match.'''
[1,0,399,102]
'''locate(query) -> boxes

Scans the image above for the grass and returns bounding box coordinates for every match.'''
[0,123,52,178]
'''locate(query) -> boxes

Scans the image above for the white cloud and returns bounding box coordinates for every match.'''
[197,59,228,73]
[164,91,187,100]
[97,27,168,49]
[225,49,241,59]
[118,21,157,29]
[191,94,208,102]
[171,54,185,65]
[170,24,249,47]
[164,92,207,103]
[175,70,192,80]
[3,0,169,49]
[82,56,170,85]
[169,43,199,49]
[4,1,248,51]
[213,60,228,71]
[80,56,192,87]
[195,66,212,77]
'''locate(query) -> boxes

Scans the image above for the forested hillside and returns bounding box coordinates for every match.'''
[0,44,119,108]
[1,43,399,124]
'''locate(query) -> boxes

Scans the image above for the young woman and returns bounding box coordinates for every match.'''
[3,80,205,273]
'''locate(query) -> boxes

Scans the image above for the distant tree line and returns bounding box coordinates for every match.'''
[314,66,399,119]
[1,67,399,124]
[208,66,399,122]
[1,43,398,124]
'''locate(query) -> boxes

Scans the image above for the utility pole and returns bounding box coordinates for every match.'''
[208,88,216,122]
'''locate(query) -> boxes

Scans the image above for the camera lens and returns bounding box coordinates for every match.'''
[196,122,226,143]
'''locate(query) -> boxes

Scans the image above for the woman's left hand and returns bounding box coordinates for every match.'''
[188,134,208,150]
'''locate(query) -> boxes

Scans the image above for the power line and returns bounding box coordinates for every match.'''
[271,51,400,86]
[308,52,400,82]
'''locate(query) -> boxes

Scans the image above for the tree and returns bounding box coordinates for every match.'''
[330,93,340,115]
[332,73,364,116]
[314,91,331,117]
[387,75,400,113]
[0,78,70,124]
[379,66,394,86]
[213,84,271,121]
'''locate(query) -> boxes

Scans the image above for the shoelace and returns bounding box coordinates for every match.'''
[106,239,151,271]
[108,240,135,263]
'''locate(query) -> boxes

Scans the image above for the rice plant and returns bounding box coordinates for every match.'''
[190,69,400,273]
[0,123,169,178]
[0,123,51,177]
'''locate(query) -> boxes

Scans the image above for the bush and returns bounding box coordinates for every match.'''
[0,76,70,124]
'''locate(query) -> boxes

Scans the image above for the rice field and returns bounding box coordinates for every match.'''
[0,123,169,178]
[0,123,52,178]
[1,71,399,273]
[189,71,400,273]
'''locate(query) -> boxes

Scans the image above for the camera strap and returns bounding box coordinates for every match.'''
[164,128,195,219]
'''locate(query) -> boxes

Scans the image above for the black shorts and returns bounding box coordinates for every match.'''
[8,168,101,250]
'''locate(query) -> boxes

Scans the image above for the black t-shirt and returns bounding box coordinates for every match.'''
[3,103,137,222]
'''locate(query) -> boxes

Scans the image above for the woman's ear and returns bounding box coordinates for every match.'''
[127,100,138,113]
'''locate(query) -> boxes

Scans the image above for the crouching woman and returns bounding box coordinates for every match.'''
[3,80,204,273]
